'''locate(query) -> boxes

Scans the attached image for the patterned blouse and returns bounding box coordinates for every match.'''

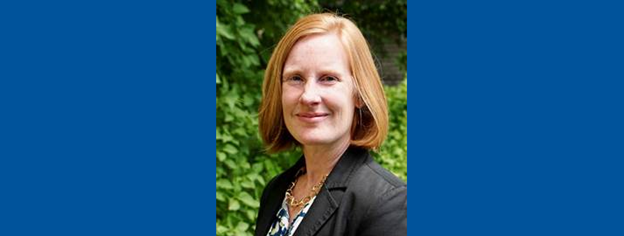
[266,195,317,236]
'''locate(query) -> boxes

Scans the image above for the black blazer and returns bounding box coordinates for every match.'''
[255,146,407,236]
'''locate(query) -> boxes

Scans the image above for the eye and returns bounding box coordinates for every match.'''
[320,76,339,83]
[284,75,304,84]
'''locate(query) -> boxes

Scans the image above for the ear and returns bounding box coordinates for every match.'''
[355,95,364,109]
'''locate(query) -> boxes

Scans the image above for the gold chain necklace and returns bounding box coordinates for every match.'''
[285,167,329,209]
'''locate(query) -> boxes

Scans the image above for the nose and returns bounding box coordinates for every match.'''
[300,82,321,105]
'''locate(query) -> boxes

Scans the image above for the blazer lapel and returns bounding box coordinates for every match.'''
[292,147,368,236]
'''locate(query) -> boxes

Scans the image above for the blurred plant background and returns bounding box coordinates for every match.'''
[216,0,406,235]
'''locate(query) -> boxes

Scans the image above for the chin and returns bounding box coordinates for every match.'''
[296,134,347,148]
[297,137,332,146]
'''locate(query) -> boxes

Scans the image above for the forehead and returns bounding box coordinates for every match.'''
[283,33,350,73]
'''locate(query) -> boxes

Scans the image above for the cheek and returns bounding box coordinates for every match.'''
[341,106,356,124]
[281,88,301,118]
[342,95,357,122]
[281,88,295,109]
[327,93,356,117]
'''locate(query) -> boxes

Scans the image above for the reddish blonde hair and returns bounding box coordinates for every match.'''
[258,13,388,153]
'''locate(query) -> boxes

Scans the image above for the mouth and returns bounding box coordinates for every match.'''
[296,112,329,123]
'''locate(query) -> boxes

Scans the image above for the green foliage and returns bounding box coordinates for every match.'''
[374,78,408,182]
[216,1,406,235]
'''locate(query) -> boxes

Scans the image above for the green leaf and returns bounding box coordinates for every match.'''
[232,127,247,136]
[256,175,265,186]
[235,222,249,232]
[224,112,234,122]
[247,172,259,181]
[223,143,238,154]
[239,27,260,47]
[252,163,264,173]
[224,93,238,110]
[244,55,259,66]
[217,179,233,189]
[240,180,254,189]
[216,24,235,40]
[232,3,250,14]
[216,224,228,234]
[246,209,256,221]
[216,191,225,202]
[220,131,234,143]
[238,192,259,208]
[224,159,237,170]
[217,151,226,162]
[238,160,250,169]
[228,198,240,211]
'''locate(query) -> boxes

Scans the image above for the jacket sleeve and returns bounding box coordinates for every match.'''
[357,186,407,236]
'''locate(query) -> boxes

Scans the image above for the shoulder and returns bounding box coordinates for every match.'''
[364,156,406,187]
[348,152,406,196]
[340,152,407,235]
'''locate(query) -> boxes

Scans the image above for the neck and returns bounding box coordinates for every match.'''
[301,138,350,185]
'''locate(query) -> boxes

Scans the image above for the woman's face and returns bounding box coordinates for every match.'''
[281,33,357,148]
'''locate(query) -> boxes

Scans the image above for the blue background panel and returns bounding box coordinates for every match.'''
[1,1,215,235]
[410,1,624,235]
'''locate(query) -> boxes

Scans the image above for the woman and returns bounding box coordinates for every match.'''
[256,13,406,236]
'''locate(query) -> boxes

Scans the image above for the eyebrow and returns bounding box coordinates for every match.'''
[282,67,344,77]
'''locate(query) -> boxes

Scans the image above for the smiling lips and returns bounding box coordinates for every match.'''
[296,112,329,123]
